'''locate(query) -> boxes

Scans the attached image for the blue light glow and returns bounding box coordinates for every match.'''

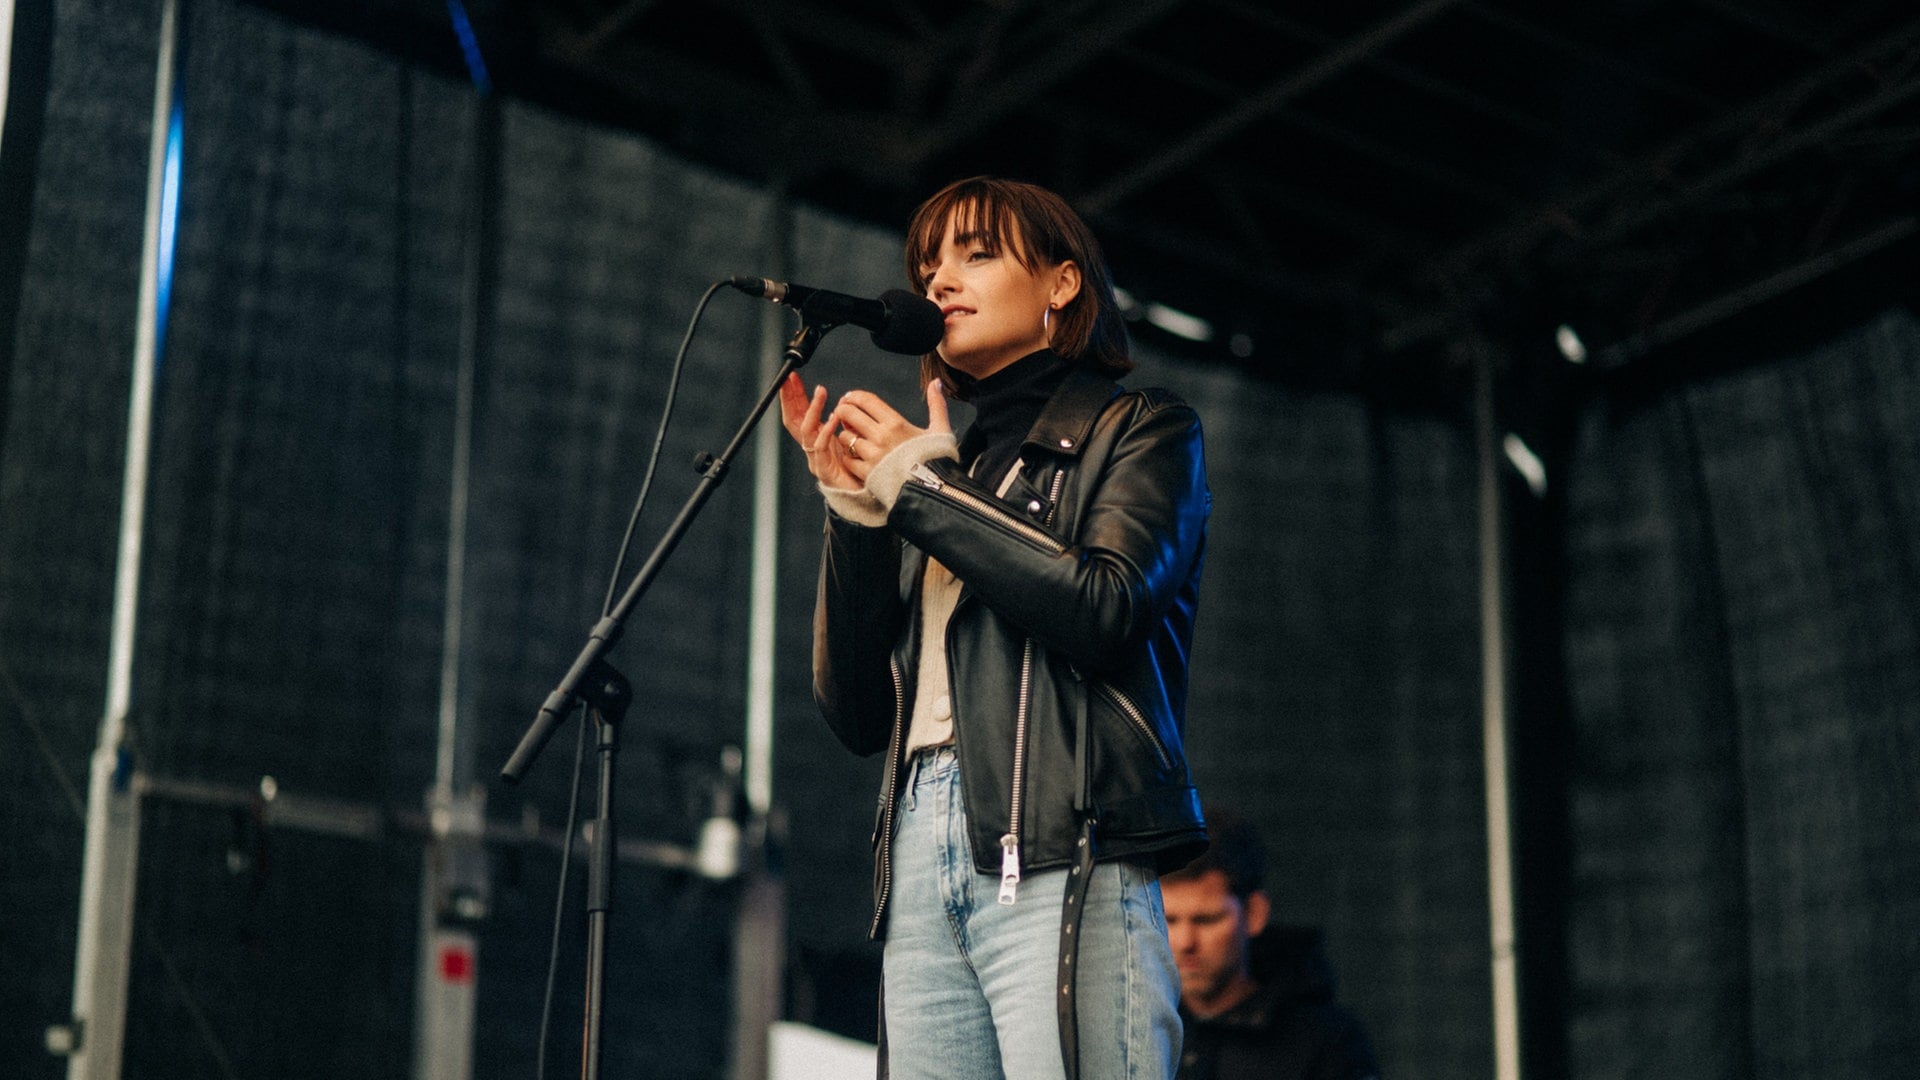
[446,0,492,94]
[155,98,182,370]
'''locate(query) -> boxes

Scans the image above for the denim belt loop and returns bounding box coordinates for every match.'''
[902,751,923,812]
[903,744,956,812]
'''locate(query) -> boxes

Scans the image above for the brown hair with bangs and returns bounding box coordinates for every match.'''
[904,176,1133,397]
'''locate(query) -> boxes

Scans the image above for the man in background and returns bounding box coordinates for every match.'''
[1161,807,1380,1080]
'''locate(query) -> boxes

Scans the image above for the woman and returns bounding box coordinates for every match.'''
[778,176,1211,1080]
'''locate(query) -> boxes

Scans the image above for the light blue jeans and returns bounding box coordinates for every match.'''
[882,746,1181,1080]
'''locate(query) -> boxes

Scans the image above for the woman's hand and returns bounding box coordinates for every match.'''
[782,374,952,488]
[779,372,861,489]
[828,380,952,486]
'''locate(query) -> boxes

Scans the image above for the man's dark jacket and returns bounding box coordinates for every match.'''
[1178,925,1381,1080]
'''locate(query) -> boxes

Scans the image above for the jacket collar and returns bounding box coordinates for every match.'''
[1023,367,1122,461]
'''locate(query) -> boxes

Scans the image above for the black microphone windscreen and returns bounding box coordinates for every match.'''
[871,290,944,356]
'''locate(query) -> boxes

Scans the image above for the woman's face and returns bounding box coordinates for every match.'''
[919,210,1077,380]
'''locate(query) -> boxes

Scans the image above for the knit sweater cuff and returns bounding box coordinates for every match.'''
[869,432,960,512]
[820,483,888,527]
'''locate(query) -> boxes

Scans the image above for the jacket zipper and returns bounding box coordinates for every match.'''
[1094,681,1174,771]
[909,462,1069,907]
[999,637,1037,904]
[869,657,908,938]
[998,470,1064,905]
[910,463,1066,554]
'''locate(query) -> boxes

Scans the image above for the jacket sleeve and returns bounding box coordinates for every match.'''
[884,394,1208,673]
[812,509,907,756]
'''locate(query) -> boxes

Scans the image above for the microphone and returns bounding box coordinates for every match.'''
[729,276,944,356]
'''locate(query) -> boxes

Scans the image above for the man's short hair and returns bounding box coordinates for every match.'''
[1164,804,1265,900]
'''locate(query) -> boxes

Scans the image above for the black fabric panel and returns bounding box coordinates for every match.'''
[114,2,447,1074]
[118,801,420,1077]
[1683,312,1920,1077]
[1563,308,1920,1078]
[113,2,469,1072]
[0,0,58,458]
[141,0,456,811]
[1561,383,1756,1078]
[1147,352,1490,1079]
[456,97,779,1079]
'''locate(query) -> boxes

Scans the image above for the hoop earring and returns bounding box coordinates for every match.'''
[1043,304,1054,337]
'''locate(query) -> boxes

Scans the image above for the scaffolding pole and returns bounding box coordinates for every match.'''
[60,2,179,1076]
[729,181,793,1080]
[411,79,500,1080]
[1471,332,1522,1080]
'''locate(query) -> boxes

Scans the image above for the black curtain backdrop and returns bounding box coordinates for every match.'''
[2,3,1915,1080]
[1560,309,1920,1078]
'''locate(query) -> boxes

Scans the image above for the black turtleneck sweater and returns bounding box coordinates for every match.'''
[955,349,1074,493]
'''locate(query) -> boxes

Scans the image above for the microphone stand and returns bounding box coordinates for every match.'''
[574,656,629,1080]
[499,318,832,1080]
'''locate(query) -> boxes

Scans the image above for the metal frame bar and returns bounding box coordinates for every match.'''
[64,2,179,1075]
[1081,0,1462,215]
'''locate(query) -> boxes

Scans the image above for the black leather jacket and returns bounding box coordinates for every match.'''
[813,367,1211,938]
